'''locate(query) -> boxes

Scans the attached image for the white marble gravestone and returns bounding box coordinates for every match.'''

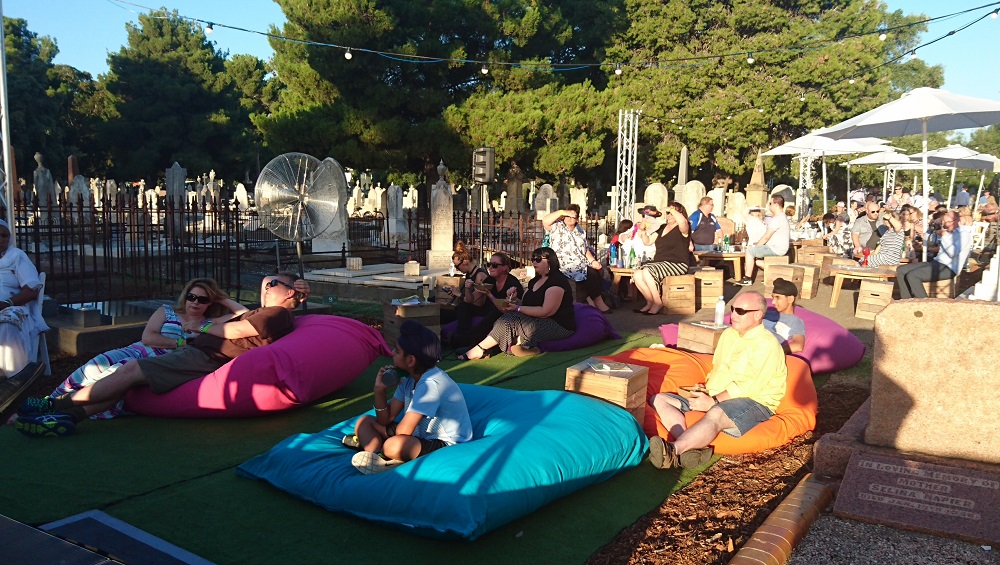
[428,165,455,269]
[681,180,706,217]
[643,183,669,212]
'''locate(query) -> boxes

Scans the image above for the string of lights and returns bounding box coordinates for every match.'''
[102,0,1000,127]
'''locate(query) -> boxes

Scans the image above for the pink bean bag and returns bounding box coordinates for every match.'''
[125,315,391,418]
[658,301,865,374]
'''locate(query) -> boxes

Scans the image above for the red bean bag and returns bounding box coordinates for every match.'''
[125,315,391,418]
[599,347,817,455]
[658,301,865,374]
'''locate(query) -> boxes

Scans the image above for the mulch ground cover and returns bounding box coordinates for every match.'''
[33,311,868,564]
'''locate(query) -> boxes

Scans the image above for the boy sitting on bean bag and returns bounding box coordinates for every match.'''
[347,321,473,474]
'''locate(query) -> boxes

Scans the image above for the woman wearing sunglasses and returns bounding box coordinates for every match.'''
[38,278,247,420]
[632,203,692,315]
[457,247,574,360]
[452,252,525,347]
[542,204,612,314]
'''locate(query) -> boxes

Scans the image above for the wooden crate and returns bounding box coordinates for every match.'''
[692,267,724,310]
[677,321,728,354]
[797,247,832,266]
[382,302,441,349]
[751,255,788,283]
[434,275,464,307]
[765,264,804,295]
[856,279,894,320]
[565,359,649,424]
[789,263,820,299]
[922,277,957,298]
[661,274,696,314]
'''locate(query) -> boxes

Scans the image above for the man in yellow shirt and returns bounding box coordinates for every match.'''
[648,291,787,469]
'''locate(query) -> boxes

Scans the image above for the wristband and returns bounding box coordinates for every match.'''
[176,337,185,347]
[712,395,720,404]
[200,321,213,333]
[374,405,388,412]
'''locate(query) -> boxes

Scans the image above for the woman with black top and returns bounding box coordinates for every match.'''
[452,252,525,347]
[632,203,691,315]
[457,247,575,360]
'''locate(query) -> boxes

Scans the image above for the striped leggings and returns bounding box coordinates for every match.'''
[488,312,574,352]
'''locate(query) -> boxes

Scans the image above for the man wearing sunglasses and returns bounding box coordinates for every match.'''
[648,291,786,469]
[18,273,307,436]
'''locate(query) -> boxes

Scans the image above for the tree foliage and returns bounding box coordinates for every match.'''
[97,10,248,182]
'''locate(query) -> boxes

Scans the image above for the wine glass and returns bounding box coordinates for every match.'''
[421,278,431,303]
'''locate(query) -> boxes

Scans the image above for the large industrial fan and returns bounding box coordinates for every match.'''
[254,152,347,277]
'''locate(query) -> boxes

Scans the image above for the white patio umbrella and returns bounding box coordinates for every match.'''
[842,151,916,200]
[816,87,1000,260]
[909,144,999,208]
[763,134,890,214]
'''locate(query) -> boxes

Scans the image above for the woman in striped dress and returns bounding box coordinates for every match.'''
[866,211,906,268]
[632,203,691,315]
[46,278,246,419]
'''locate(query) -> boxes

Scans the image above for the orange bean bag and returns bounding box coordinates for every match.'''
[599,348,817,455]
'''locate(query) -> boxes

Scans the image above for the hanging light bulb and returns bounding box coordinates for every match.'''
[910,50,918,61]
[746,52,755,64]
[992,9,999,19]
[344,49,353,60]
[614,64,622,76]
[205,23,214,35]
[879,32,887,41]
[481,65,489,75]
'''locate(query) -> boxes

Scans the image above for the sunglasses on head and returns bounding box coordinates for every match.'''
[186,293,211,304]
[267,278,295,291]
[531,255,546,263]
[488,261,507,269]
[730,306,759,316]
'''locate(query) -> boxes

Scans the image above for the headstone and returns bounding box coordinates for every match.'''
[387,184,405,245]
[643,183,669,212]
[681,180,706,217]
[67,154,80,187]
[427,163,455,269]
[745,150,769,208]
[534,183,557,219]
[505,162,526,214]
[557,179,570,209]
[834,451,1000,545]
[867,300,1000,463]
[68,175,92,219]
[707,186,726,217]
[373,185,388,217]
[232,183,250,211]
[498,191,507,212]
[569,186,588,217]
[405,185,418,209]
[202,170,219,208]
[106,179,119,201]
[725,190,747,226]
[33,153,55,210]
[165,163,187,241]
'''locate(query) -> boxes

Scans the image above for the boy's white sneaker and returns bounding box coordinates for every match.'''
[351,451,403,475]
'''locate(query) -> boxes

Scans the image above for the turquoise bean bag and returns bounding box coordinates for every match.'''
[238,384,647,540]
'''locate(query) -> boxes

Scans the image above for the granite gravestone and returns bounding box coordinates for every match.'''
[834,451,999,545]
[534,183,557,219]
[33,153,55,210]
[387,185,405,245]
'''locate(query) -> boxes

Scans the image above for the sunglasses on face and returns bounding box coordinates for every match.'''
[488,262,507,269]
[565,215,578,220]
[186,293,211,304]
[267,278,295,291]
[730,306,759,316]
[531,255,546,263]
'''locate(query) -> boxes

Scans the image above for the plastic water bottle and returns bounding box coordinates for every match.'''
[381,369,400,387]
[449,263,456,277]
[714,295,725,326]
[609,243,618,268]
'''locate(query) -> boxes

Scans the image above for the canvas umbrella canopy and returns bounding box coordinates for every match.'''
[909,144,999,209]
[842,151,916,201]
[763,134,890,214]
[815,87,1000,260]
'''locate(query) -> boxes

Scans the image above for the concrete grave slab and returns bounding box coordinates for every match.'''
[308,264,404,279]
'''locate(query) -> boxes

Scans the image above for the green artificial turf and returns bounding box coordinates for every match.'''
[0,330,703,564]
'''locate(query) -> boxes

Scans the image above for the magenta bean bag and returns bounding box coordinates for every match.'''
[124,315,391,418]
[441,303,620,352]
[658,301,865,374]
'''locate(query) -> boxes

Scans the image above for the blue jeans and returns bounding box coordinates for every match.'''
[715,397,773,437]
